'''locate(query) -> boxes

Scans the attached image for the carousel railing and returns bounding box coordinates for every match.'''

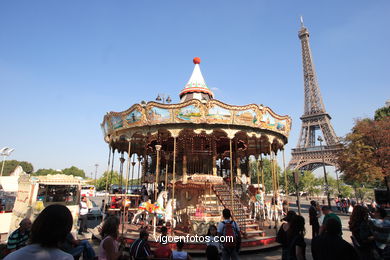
[212,180,248,233]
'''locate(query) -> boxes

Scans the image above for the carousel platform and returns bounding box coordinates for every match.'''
[90,222,279,254]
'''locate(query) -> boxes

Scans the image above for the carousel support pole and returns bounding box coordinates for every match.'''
[270,143,278,232]
[212,154,217,176]
[119,153,125,192]
[256,155,261,192]
[183,154,187,184]
[154,145,162,201]
[137,155,142,187]
[122,139,131,238]
[260,154,265,194]
[229,138,234,210]
[130,157,136,190]
[164,153,169,193]
[109,149,116,190]
[171,136,177,235]
[103,145,112,220]
[282,149,288,196]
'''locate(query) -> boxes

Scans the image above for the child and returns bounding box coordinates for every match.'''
[206,225,222,254]
[171,241,191,260]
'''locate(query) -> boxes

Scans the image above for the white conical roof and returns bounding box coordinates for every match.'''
[179,57,214,100]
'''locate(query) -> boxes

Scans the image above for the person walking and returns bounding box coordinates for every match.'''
[4,204,74,260]
[79,196,89,235]
[320,206,341,235]
[6,218,32,254]
[309,201,320,238]
[217,208,241,260]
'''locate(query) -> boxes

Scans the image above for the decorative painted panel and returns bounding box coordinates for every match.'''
[206,105,232,124]
[177,104,202,122]
[235,109,257,125]
[276,119,287,131]
[111,116,123,129]
[126,109,142,125]
[148,107,171,124]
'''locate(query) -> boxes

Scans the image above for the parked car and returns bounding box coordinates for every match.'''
[86,200,103,228]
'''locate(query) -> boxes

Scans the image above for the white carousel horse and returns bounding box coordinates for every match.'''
[131,190,168,224]
[164,198,177,228]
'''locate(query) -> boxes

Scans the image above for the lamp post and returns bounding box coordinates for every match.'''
[155,94,172,104]
[294,170,302,215]
[1,147,15,176]
[318,136,331,208]
[94,163,99,186]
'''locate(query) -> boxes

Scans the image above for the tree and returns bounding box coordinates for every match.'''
[62,166,86,178]
[0,160,34,176]
[338,117,390,190]
[286,170,322,196]
[249,158,283,193]
[33,168,60,176]
[96,171,123,190]
[375,106,390,121]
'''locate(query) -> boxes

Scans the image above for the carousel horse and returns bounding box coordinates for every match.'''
[254,191,266,220]
[164,198,177,228]
[131,190,168,224]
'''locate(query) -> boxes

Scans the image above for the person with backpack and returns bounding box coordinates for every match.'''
[217,208,241,260]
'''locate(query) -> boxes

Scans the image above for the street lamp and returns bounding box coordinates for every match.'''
[94,164,99,186]
[1,147,15,176]
[318,136,331,208]
[155,94,172,104]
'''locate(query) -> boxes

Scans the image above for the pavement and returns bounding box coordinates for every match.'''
[89,196,353,260]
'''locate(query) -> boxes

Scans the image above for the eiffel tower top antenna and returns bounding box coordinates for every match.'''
[300,16,304,28]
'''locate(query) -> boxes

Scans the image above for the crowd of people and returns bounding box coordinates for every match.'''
[3,195,389,260]
[305,199,389,260]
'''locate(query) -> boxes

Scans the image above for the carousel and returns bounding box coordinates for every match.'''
[98,57,292,252]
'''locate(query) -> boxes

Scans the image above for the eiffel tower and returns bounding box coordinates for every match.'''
[288,18,343,171]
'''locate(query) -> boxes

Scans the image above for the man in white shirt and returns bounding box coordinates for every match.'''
[78,196,89,235]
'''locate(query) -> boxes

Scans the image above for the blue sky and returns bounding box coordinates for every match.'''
[0,0,389,178]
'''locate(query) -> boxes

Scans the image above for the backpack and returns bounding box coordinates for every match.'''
[222,220,239,248]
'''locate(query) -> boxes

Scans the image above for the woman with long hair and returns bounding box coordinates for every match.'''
[283,215,306,260]
[349,205,374,259]
[99,216,122,260]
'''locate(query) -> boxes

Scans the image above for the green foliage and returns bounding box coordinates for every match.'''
[339,184,354,198]
[374,106,390,121]
[95,171,141,191]
[62,166,85,178]
[0,160,34,176]
[33,168,60,176]
[249,158,283,193]
[286,171,322,196]
[33,166,85,178]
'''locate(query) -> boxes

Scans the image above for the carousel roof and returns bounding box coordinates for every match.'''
[101,57,292,148]
[179,57,214,101]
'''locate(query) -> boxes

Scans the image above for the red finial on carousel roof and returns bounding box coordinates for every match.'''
[193,57,201,64]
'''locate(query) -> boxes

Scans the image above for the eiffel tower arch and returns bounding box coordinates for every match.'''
[288,19,343,171]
